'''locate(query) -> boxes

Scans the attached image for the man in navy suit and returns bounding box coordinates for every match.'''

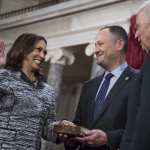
[63,25,138,150]
[120,1,150,150]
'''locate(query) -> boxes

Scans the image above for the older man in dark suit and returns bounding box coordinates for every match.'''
[61,25,138,150]
[120,1,150,150]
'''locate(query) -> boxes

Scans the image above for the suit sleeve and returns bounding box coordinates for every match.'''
[73,83,89,125]
[129,54,150,150]
[119,74,141,150]
[106,129,124,150]
[106,72,138,150]
[42,87,56,142]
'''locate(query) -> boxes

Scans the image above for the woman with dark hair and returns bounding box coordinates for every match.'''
[0,33,56,150]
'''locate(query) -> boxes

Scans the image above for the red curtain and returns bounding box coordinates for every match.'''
[126,15,147,69]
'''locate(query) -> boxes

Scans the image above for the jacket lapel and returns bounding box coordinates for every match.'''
[92,67,134,126]
[86,75,104,128]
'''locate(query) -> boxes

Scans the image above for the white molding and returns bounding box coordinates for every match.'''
[4,18,129,51]
[0,0,123,30]
[1,0,146,52]
[46,18,129,49]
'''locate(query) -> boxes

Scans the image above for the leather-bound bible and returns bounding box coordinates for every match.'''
[53,121,89,137]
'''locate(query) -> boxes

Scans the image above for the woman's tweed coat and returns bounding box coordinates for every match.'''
[0,69,56,150]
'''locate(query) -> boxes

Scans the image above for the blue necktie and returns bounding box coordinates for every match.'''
[94,73,113,121]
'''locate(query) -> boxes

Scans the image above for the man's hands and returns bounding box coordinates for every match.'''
[75,129,108,147]
[55,120,108,147]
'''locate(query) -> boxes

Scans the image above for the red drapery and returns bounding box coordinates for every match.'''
[126,15,147,69]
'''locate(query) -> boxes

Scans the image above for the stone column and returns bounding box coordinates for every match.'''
[41,48,75,150]
[47,48,75,100]
[85,43,104,79]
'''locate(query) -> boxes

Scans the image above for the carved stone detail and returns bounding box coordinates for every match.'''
[85,43,95,56]
[47,48,75,65]
[47,48,75,100]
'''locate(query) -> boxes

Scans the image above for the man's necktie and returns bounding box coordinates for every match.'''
[94,73,113,121]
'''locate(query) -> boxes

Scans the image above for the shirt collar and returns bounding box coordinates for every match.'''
[105,62,128,78]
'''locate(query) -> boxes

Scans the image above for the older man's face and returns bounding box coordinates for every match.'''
[136,11,150,52]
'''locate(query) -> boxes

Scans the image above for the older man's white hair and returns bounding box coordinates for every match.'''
[136,0,150,19]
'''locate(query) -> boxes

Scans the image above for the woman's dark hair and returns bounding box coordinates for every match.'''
[5,33,47,70]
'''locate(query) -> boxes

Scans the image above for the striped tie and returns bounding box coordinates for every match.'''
[94,73,113,121]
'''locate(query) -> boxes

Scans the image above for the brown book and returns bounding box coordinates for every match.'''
[53,121,89,136]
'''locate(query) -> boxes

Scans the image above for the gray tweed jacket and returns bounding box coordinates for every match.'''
[0,69,56,150]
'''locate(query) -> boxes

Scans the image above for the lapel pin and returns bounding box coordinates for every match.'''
[125,76,129,81]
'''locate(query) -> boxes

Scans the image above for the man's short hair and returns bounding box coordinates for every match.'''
[100,25,128,53]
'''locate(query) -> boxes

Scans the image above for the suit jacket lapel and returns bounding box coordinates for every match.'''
[86,75,104,128]
[92,67,134,126]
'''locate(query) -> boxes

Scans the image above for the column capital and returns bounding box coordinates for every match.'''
[85,43,95,56]
[46,48,75,65]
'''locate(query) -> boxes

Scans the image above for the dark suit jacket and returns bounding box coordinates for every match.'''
[120,52,150,150]
[119,73,141,150]
[65,66,138,150]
